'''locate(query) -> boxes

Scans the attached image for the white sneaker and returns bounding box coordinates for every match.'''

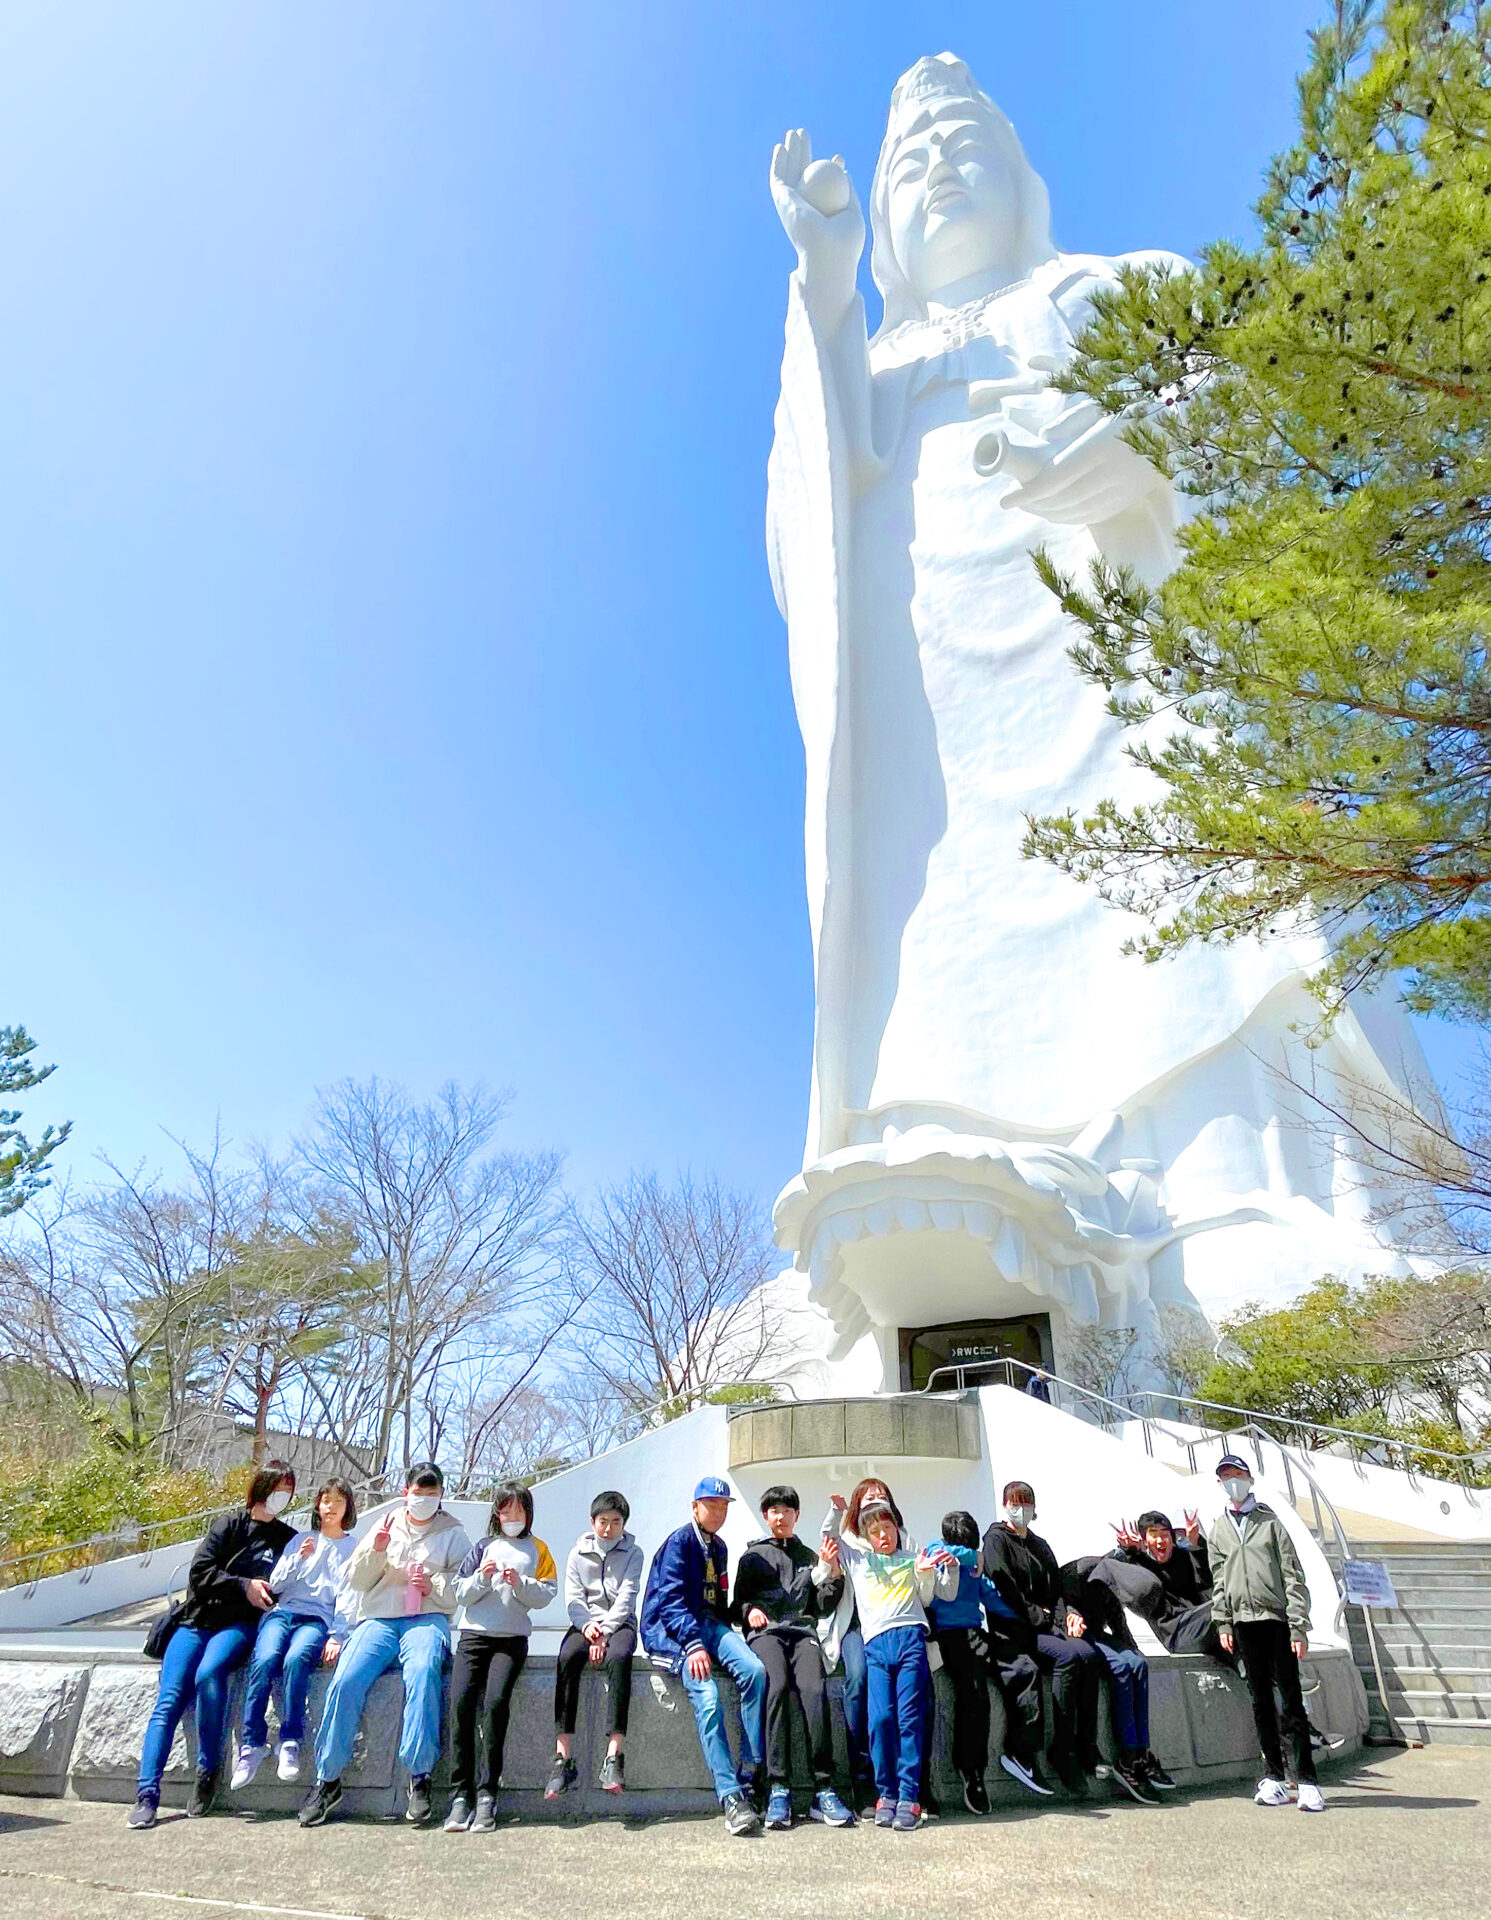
[1254,1777,1291,1807]
[276,1740,303,1782]
[230,1743,268,1791]
[1297,1783,1326,1813]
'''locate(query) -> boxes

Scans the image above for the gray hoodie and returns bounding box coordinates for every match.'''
[452,1531,558,1638]
[565,1528,643,1635]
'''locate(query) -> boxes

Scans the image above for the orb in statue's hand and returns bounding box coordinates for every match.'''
[801,158,851,217]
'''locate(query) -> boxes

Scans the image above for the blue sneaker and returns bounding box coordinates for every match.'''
[892,1799,922,1832]
[765,1785,793,1829]
[810,1787,855,1827]
[874,1797,895,1828]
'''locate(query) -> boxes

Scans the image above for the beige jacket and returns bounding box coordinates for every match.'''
[345,1507,471,1620]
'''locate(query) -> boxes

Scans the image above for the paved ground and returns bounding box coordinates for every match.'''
[0,1748,1486,1920]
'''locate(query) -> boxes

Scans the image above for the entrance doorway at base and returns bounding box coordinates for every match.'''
[899,1314,1052,1393]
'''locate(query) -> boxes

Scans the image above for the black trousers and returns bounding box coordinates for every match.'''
[932,1629,990,1781]
[991,1632,1103,1768]
[1234,1619,1316,1784]
[754,1629,832,1787]
[450,1631,528,1798]
[553,1624,636,1737]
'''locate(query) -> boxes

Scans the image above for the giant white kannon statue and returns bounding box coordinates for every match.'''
[766,54,1441,1394]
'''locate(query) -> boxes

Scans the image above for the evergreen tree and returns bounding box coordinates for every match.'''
[0,1026,69,1217]
[1026,2,1491,1019]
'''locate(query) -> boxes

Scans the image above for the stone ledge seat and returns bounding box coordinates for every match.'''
[0,1635,1365,1820]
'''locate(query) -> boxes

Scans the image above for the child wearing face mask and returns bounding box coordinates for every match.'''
[822,1484,957,1832]
[127,1462,299,1829]
[231,1478,360,1794]
[444,1482,558,1832]
[980,1480,1106,1798]
[299,1462,471,1831]
[1206,1455,1324,1813]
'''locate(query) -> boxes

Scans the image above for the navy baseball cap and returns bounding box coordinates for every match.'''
[1216,1454,1251,1476]
[693,1475,734,1501]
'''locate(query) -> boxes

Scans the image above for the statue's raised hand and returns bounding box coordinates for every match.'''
[771,128,864,334]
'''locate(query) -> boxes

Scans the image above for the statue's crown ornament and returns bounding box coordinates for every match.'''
[889,52,990,115]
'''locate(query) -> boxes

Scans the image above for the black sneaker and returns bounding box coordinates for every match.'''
[920,1790,941,1820]
[186,1770,218,1818]
[723,1791,760,1836]
[299,1778,343,1828]
[963,1773,991,1815]
[1054,1758,1089,1798]
[1111,1759,1160,1805]
[598,1753,625,1793]
[406,1774,434,1826]
[471,1790,497,1833]
[545,1757,578,1801]
[1140,1752,1178,1792]
[126,1794,158,1831]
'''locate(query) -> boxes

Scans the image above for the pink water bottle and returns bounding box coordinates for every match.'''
[404,1549,426,1617]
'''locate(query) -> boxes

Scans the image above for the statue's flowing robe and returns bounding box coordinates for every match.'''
[768,254,1436,1312]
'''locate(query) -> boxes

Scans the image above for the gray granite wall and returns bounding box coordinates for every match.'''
[0,1641,1366,1820]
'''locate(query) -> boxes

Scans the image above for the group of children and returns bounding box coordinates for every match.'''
[126,1449,1327,1835]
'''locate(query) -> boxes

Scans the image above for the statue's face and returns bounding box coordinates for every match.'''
[885,106,1019,302]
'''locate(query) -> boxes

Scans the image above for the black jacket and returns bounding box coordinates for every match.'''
[980,1522,1065,1646]
[732,1534,842,1637]
[179,1512,296,1633]
[1088,1543,1213,1653]
[1060,1555,1139,1653]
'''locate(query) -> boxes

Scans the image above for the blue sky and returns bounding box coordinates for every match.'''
[2,1,1469,1204]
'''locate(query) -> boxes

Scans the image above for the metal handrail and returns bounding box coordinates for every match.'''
[1130,1388,1491,1496]
[925,1354,1402,1740]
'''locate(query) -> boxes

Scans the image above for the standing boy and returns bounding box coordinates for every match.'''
[640,1475,767,1836]
[733,1484,854,1829]
[1206,1455,1324,1813]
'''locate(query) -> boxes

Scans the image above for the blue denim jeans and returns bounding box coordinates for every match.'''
[138,1622,255,1796]
[840,1624,871,1779]
[865,1623,930,1805]
[241,1608,330,1748]
[1094,1641,1149,1754]
[677,1618,766,1804]
[313,1613,451,1784]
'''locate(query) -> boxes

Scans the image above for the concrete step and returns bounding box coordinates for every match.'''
[1350,1627,1491,1658]
[1381,1697,1489,1728]
[1354,1663,1491,1693]
[1360,1582,1491,1605]
[1389,1715,1491,1746]
[1350,1605,1491,1628]
[1384,1687,1491,1720]
[1336,1550,1491,1573]
[1362,1575,1491,1595]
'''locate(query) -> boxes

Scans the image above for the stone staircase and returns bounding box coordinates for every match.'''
[1339,1542,1491,1746]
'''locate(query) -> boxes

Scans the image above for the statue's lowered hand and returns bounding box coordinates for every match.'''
[771,127,864,331]
[980,401,1165,529]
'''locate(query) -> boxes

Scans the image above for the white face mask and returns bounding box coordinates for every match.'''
[264,1489,293,1517]
[500,1518,526,1538]
[406,1493,441,1522]
[1004,1503,1035,1528]
[1221,1476,1253,1507]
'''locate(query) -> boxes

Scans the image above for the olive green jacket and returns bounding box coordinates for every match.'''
[1206,1500,1311,1639]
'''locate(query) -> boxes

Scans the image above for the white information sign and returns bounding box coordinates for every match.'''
[1342,1560,1399,1610]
